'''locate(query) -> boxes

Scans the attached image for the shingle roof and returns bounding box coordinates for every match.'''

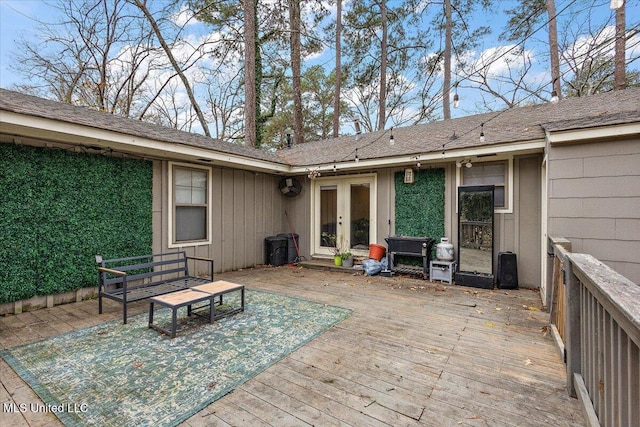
[277,88,640,166]
[2,87,639,169]
[0,88,285,165]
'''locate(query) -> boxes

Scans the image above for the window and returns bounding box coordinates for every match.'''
[170,163,210,245]
[461,160,509,209]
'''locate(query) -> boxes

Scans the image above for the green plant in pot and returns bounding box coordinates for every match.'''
[323,232,346,266]
[341,251,353,268]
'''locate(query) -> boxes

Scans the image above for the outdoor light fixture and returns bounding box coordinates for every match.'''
[550,90,559,103]
[610,0,623,9]
[480,123,485,143]
[456,158,473,168]
[307,168,321,179]
[389,128,395,146]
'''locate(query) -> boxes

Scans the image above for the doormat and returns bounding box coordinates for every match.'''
[1,290,352,426]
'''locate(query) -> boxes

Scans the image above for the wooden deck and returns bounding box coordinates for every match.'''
[0,266,584,426]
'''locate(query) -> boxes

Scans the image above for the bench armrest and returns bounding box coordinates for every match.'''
[186,256,214,262]
[97,267,127,277]
[186,256,214,281]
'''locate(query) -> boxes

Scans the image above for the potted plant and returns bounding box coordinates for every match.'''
[322,232,345,266]
[341,251,353,268]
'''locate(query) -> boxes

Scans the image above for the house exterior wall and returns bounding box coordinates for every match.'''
[547,137,640,285]
[445,154,542,289]
[381,154,542,288]
[154,161,310,275]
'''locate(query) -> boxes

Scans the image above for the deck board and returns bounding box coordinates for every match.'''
[0,266,584,426]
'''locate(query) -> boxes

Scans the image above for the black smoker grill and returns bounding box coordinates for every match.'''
[385,236,434,279]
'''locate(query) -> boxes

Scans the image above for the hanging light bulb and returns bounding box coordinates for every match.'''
[610,0,623,9]
[453,82,459,108]
[480,123,485,143]
[550,90,559,103]
[389,128,395,146]
[355,148,360,163]
[333,164,337,172]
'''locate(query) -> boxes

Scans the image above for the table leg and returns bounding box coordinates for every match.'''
[171,308,177,338]
[209,296,215,323]
[148,302,155,328]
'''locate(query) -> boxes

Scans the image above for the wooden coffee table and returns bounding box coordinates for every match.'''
[148,289,214,338]
[190,280,245,320]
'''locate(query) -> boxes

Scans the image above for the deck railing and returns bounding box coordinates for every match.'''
[548,236,640,427]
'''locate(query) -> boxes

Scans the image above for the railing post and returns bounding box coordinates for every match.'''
[564,254,581,398]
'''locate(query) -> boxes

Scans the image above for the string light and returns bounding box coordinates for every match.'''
[389,128,395,146]
[480,123,485,143]
[453,82,459,108]
[355,148,360,162]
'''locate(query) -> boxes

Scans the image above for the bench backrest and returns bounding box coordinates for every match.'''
[97,251,189,287]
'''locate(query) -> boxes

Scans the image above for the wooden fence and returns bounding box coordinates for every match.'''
[548,236,640,427]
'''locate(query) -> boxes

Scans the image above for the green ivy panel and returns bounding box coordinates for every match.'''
[0,143,152,303]
[394,168,445,257]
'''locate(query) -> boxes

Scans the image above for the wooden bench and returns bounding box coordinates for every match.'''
[148,281,245,338]
[190,281,245,321]
[96,251,214,324]
[148,289,215,338]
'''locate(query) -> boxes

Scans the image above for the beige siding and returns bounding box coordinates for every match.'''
[382,157,541,288]
[548,137,640,285]
[154,161,309,275]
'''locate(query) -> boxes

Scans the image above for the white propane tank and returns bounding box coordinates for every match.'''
[436,237,454,261]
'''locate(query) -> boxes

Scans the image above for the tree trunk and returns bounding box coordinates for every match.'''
[443,0,452,119]
[547,0,562,100]
[289,0,303,144]
[134,0,211,137]
[333,0,342,138]
[244,0,257,146]
[614,2,626,90]
[378,0,387,130]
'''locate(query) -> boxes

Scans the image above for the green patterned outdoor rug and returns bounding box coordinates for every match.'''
[1,289,352,427]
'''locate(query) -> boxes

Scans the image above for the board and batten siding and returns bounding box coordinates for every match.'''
[547,137,640,285]
[444,154,542,288]
[154,161,310,275]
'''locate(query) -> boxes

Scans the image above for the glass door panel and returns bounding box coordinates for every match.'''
[313,175,376,257]
[319,185,338,248]
[349,183,370,251]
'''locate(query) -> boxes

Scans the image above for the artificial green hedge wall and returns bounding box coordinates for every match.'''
[0,143,152,304]
[394,168,445,243]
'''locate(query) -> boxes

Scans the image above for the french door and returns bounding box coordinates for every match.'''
[312,174,377,257]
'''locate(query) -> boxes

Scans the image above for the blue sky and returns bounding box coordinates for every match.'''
[1,0,638,127]
[0,1,42,88]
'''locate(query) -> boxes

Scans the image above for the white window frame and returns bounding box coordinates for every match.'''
[456,157,513,214]
[168,161,212,248]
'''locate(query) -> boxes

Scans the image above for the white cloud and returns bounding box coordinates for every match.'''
[171,5,198,27]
